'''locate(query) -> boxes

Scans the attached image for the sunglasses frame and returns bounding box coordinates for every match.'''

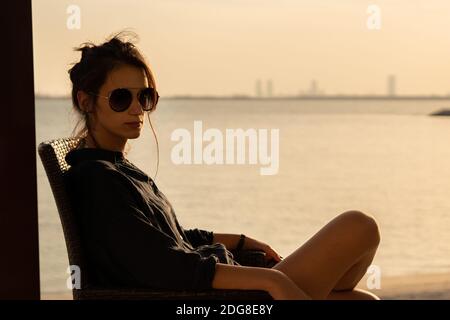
[90,87,159,112]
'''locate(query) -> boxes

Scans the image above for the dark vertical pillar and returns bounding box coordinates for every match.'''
[0,0,40,299]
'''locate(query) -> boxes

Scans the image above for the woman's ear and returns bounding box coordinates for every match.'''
[77,90,92,113]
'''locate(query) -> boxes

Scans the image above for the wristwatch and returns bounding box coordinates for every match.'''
[236,234,246,251]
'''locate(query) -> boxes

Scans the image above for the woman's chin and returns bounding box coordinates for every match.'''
[127,132,141,139]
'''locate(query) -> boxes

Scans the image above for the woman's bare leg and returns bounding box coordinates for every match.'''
[272,210,381,300]
[326,288,380,300]
[326,246,380,299]
[332,246,378,291]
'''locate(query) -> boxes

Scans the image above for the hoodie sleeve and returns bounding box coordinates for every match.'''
[182,228,214,248]
[70,160,218,291]
[172,217,215,248]
[154,188,215,249]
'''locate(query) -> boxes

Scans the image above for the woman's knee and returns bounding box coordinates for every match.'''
[337,210,381,248]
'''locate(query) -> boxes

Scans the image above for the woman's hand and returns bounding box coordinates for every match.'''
[242,236,283,264]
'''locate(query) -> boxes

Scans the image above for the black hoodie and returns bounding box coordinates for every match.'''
[64,146,239,291]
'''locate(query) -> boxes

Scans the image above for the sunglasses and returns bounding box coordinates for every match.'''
[90,87,159,112]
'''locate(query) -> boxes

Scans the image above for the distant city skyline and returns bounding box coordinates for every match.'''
[35,74,450,99]
[33,1,450,97]
[36,72,450,99]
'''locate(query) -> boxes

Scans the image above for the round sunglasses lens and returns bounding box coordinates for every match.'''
[138,88,154,111]
[110,89,132,111]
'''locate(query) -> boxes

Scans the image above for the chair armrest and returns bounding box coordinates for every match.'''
[73,287,272,300]
[72,250,273,300]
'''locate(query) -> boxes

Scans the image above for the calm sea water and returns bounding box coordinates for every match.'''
[36,98,450,294]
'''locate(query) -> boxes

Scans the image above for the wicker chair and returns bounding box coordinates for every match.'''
[37,137,273,300]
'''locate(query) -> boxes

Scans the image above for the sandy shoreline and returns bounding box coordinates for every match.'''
[40,272,450,300]
[360,272,450,300]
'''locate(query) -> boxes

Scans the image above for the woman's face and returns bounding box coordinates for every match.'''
[85,64,149,145]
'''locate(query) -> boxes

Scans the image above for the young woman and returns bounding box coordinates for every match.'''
[64,33,381,300]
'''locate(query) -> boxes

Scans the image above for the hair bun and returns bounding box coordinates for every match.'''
[80,45,94,59]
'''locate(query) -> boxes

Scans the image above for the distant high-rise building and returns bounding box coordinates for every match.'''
[267,79,273,97]
[388,75,396,96]
[255,79,262,97]
[311,80,317,95]
[307,80,321,96]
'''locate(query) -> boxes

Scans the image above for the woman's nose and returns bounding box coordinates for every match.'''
[129,97,144,114]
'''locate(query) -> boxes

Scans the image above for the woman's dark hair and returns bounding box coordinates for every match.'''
[68,31,160,177]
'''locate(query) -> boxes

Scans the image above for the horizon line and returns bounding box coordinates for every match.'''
[35,93,450,101]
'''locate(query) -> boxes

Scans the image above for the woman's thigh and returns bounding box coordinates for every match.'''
[272,210,380,300]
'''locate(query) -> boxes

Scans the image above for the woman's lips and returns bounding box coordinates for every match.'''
[124,121,142,128]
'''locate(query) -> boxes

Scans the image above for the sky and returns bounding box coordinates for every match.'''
[32,0,450,97]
